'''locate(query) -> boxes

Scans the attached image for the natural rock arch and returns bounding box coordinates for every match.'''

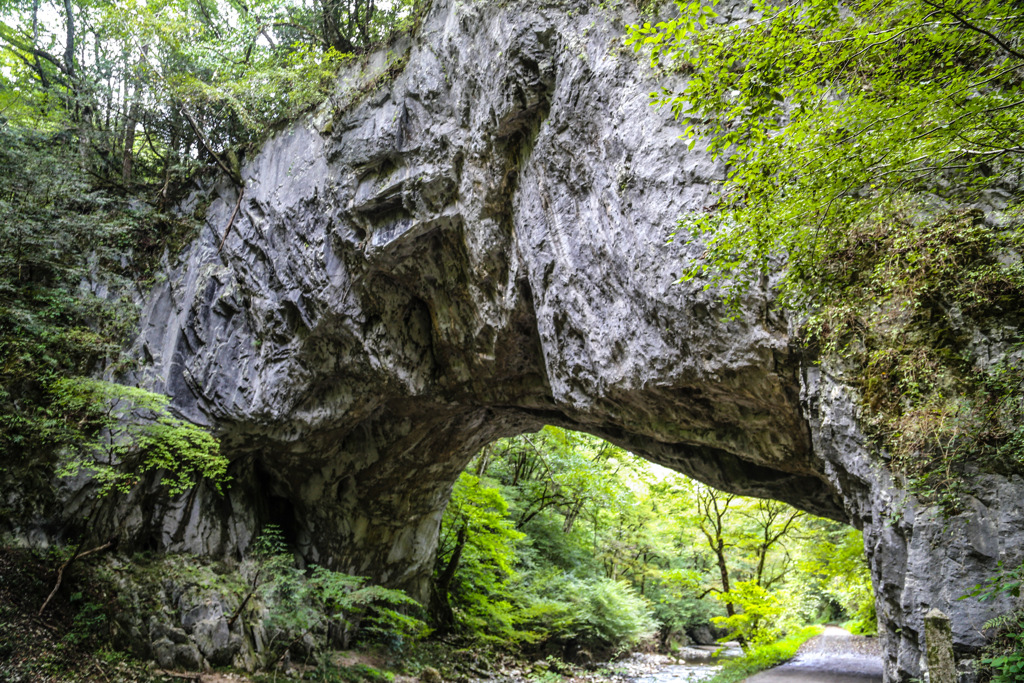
[103,1,1024,680]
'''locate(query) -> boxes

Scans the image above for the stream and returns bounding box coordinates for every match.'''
[631,645,744,683]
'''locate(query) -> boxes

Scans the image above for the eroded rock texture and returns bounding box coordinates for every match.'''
[84,0,1024,680]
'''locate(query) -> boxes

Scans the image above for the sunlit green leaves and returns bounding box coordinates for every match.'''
[627,0,1024,307]
[435,429,873,650]
[0,0,424,192]
[714,580,784,646]
[49,377,228,496]
[629,0,1024,511]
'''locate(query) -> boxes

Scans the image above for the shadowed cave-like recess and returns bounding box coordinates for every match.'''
[66,0,1024,681]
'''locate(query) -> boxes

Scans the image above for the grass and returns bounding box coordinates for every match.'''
[707,625,824,683]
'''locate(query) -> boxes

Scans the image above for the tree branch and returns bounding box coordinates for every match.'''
[917,0,1024,61]
[61,0,75,76]
[38,540,114,617]
[180,105,242,185]
[0,25,74,82]
[219,187,245,252]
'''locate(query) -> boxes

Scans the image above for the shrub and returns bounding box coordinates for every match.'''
[247,526,427,664]
[963,560,1024,682]
[713,581,784,648]
[568,577,657,652]
[708,626,823,683]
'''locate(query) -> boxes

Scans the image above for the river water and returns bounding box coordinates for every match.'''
[631,645,744,683]
[634,662,720,683]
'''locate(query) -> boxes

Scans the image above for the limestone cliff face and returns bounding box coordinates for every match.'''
[88,0,1024,680]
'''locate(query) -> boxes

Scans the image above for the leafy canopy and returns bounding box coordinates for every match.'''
[0,123,227,501]
[629,0,1024,507]
[431,428,873,654]
[627,0,1024,306]
[713,580,784,647]
[0,0,426,506]
[0,0,423,191]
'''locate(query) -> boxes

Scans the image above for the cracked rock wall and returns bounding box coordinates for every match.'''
[62,0,1024,680]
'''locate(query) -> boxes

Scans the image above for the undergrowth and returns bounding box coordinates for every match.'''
[962,559,1024,682]
[0,124,209,523]
[0,547,154,683]
[706,625,823,683]
[802,204,1024,511]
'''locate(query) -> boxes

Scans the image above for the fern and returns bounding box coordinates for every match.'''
[984,612,1024,632]
[247,535,427,664]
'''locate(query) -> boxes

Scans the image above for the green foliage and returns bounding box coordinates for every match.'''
[964,560,1024,683]
[707,626,823,683]
[443,472,523,580]
[565,576,657,652]
[0,0,426,201]
[49,377,227,496]
[628,0,1024,507]
[112,0,360,146]
[502,569,581,644]
[307,659,397,683]
[487,427,626,538]
[0,124,148,393]
[433,428,870,659]
[251,525,427,662]
[62,592,109,647]
[433,434,669,651]
[251,523,289,558]
[985,641,1024,683]
[965,560,1024,603]
[434,471,529,644]
[648,566,719,642]
[627,0,1024,305]
[510,570,658,653]
[285,0,425,53]
[794,526,876,635]
[0,123,224,504]
[802,208,1024,506]
[713,581,784,648]
[0,547,155,682]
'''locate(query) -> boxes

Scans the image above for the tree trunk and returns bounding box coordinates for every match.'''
[714,538,734,617]
[429,525,466,635]
[121,47,147,185]
[122,99,140,185]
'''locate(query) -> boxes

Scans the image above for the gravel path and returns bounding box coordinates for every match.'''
[743,627,883,683]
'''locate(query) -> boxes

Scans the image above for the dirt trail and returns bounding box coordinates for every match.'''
[743,626,883,683]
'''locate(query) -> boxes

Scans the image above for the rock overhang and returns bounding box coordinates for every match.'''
[108,1,1024,680]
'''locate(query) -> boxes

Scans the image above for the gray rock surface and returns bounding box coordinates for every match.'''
[101,555,254,671]
[44,0,1024,680]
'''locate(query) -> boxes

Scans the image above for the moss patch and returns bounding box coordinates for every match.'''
[803,206,1024,511]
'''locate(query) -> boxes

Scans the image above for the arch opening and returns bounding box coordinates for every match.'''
[425,426,875,660]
